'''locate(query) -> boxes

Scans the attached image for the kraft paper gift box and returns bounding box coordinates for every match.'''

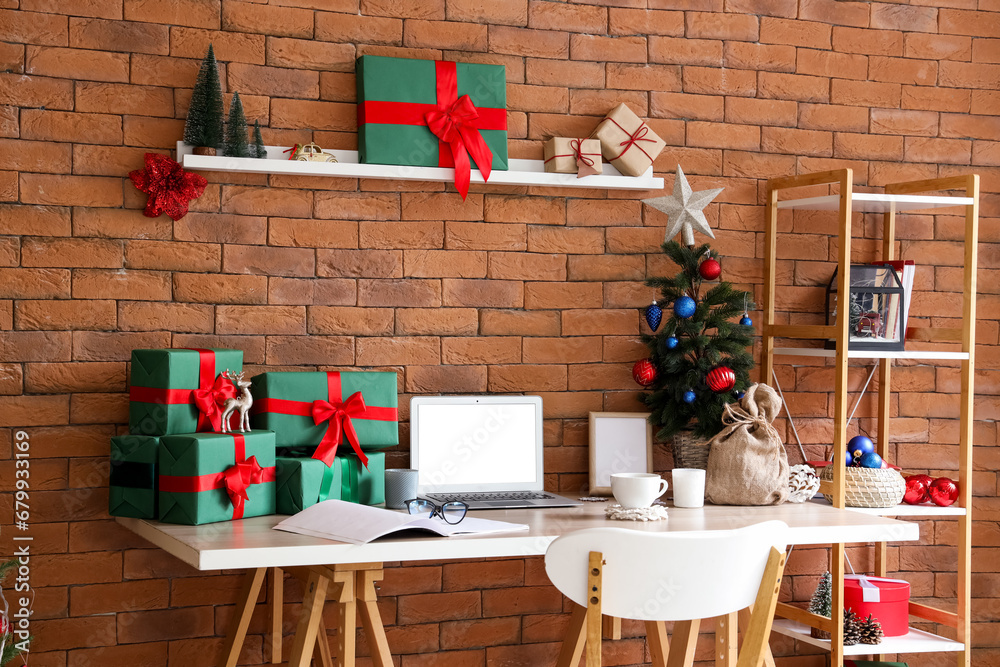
[275,451,386,515]
[250,371,398,463]
[356,54,508,198]
[109,434,159,519]
[591,102,666,177]
[158,430,276,525]
[129,348,243,437]
[542,137,603,177]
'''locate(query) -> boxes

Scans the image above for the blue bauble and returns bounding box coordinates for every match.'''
[847,435,875,459]
[665,335,679,349]
[645,302,662,331]
[682,390,696,404]
[674,296,696,319]
[740,316,753,326]
[860,451,883,469]
[844,451,853,467]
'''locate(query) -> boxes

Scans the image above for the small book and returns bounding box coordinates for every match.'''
[273,499,529,545]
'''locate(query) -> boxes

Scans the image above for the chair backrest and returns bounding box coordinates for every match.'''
[544,520,788,621]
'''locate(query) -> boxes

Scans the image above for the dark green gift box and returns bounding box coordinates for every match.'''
[129,348,243,437]
[356,55,508,172]
[158,430,276,525]
[275,451,385,515]
[250,371,398,458]
[109,434,159,519]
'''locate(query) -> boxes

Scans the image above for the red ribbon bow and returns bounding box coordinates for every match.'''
[192,374,238,432]
[570,139,601,178]
[222,455,265,515]
[607,118,656,163]
[425,94,493,200]
[311,391,369,468]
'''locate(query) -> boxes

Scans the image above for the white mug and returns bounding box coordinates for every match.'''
[671,468,706,508]
[611,473,668,509]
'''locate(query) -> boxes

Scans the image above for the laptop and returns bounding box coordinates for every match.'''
[410,395,582,510]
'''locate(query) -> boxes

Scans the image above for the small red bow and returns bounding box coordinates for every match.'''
[192,374,238,432]
[311,391,369,467]
[570,138,601,178]
[223,455,265,514]
[283,144,300,160]
[611,122,655,162]
[425,95,493,200]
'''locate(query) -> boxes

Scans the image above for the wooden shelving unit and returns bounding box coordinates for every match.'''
[176,142,664,191]
[761,170,979,667]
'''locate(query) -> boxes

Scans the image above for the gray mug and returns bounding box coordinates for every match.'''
[384,468,419,510]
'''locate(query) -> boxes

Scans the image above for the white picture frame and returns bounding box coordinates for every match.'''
[588,412,653,496]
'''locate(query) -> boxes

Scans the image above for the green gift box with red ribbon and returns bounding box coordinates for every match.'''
[249,371,398,468]
[357,55,508,199]
[275,451,385,515]
[158,430,276,525]
[129,348,244,437]
[109,434,159,519]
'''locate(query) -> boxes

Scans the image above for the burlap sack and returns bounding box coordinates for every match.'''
[703,383,789,505]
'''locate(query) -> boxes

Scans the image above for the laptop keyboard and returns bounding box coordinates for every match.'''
[426,491,555,502]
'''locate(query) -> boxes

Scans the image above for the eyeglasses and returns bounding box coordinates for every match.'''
[405,499,468,525]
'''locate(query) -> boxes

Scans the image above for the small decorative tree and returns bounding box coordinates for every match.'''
[251,120,267,159]
[808,571,832,639]
[224,91,250,158]
[183,44,225,154]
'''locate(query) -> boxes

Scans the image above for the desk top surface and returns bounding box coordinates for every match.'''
[117,501,918,571]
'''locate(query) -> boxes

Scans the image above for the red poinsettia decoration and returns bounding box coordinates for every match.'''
[129,153,207,220]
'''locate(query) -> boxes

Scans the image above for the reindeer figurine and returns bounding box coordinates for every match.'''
[220,370,253,433]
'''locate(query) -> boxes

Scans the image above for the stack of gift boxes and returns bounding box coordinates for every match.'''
[109,348,397,525]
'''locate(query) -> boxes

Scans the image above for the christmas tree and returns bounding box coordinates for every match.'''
[251,120,266,159]
[639,241,755,440]
[224,91,250,158]
[808,571,832,617]
[183,44,225,151]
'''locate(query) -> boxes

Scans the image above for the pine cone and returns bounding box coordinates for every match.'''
[843,609,862,646]
[859,614,884,645]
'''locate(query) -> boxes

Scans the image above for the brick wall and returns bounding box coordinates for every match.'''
[2,0,999,665]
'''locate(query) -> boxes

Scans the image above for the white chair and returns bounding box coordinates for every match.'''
[544,520,788,667]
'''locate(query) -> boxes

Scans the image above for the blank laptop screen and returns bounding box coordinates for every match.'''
[412,398,540,492]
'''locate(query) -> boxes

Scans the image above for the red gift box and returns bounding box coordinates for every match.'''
[844,574,910,637]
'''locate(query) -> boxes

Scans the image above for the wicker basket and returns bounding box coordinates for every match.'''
[819,465,905,508]
[671,431,711,470]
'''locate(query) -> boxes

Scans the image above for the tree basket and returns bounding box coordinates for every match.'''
[671,431,710,470]
[819,465,905,508]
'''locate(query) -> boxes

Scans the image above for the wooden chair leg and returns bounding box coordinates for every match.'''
[557,604,588,667]
[221,567,267,667]
[287,571,330,667]
[645,620,669,667]
[737,608,776,667]
[736,547,787,667]
[270,567,283,664]
[586,551,604,667]
[665,618,700,667]
[716,612,738,667]
[357,569,393,667]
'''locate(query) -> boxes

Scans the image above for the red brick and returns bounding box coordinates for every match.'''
[831,79,902,108]
[216,305,305,335]
[265,335,354,366]
[121,115,185,149]
[440,617,521,650]
[448,0,526,25]
[20,173,123,207]
[316,11,402,44]
[168,27,265,64]
[757,72,829,102]
[357,278,441,307]
[0,362,22,394]
[268,277,355,306]
[524,57,605,88]
[507,82,568,113]
[361,0,444,19]
[317,249,402,278]
[118,302,214,333]
[686,11,758,41]
[940,61,1000,89]
[797,48,868,80]
[651,92,723,121]
[488,364,565,392]
[442,279,523,308]
[222,244,315,278]
[268,218,359,249]
[0,269,70,299]
[73,269,171,301]
[405,364,487,393]
[72,331,169,361]
[75,81,177,116]
[446,221,526,250]
[724,41,795,72]
[905,33,972,61]
[173,273,268,304]
[270,98,355,132]
[487,252,565,281]
[688,121,761,151]
[0,171,15,202]
[356,336,440,366]
[405,19,488,51]
[726,97,797,127]
[608,8,681,36]
[117,607,215,643]
[567,200,643,228]
[25,361,124,393]
[940,8,1000,38]
[26,45,128,83]
[123,0,220,29]
[570,34,646,63]
[396,308,478,335]
[942,114,1000,141]
[0,331,72,361]
[442,336,521,364]
[221,185,312,217]
[567,255,645,281]
[530,1,606,33]
[649,36,722,66]
[834,133,904,161]
[17,299,116,331]
[902,86,971,114]
[799,0,869,27]
[222,1,313,37]
[22,238,123,268]
[0,394,69,426]
[226,62,319,99]
[523,336,601,364]
[870,56,938,86]
[0,72,74,110]
[404,249,486,278]
[973,38,1000,64]
[125,240,220,272]
[22,109,122,145]
[682,66,756,96]
[904,137,972,164]
[760,17,831,49]
[360,220,443,249]
[526,227,603,255]
[69,16,168,54]
[175,212,267,245]
[0,8,68,46]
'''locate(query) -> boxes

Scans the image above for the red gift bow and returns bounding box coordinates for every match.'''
[425,94,493,200]
[311,391,370,468]
[192,374,238,432]
[543,139,601,178]
[223,455,265,517]
[603,116,657,164]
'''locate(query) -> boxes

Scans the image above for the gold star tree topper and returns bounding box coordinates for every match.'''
[643,165,724,246]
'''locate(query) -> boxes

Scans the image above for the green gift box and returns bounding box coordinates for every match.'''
[275,451,385,515]
[250,371,398,460]
[109,434,159,519]
[129,348,244,437]
[158,430,276,525]
[357,55,508,197]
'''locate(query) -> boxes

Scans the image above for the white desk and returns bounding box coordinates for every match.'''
[116,502,919,666]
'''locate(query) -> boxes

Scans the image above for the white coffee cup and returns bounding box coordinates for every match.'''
[671,468,706,508]
[611,473,668,509]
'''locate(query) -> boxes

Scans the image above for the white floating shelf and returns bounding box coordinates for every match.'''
[777,193,975,213]
[772,619,965,655]
[176,142,663,191]
[772,347,969,361]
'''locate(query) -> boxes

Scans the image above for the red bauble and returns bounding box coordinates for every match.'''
[929,477,959,507]
[632,358,657,387]
[129,152,208,221]
[699,258,722,280]
[706,366,736,393]
[902,475,930,505]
